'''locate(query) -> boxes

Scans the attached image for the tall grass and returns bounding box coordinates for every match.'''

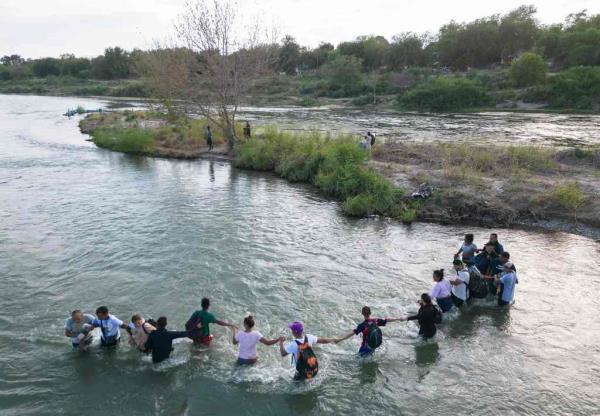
[235,129,409,218]
[93,128,154,154]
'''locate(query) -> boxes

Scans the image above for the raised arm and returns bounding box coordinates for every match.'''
[259,336,283,346]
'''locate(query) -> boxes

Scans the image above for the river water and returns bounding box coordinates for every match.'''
[1,94,599,416]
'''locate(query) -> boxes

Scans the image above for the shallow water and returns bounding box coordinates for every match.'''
[1,94,599,415]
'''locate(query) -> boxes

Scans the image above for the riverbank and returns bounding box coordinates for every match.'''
[80,111,600,239]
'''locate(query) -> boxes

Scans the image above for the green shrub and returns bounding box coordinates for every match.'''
[236,129,410,219]
[509,53,547,87]
[398,76,492,112]
[400,208,417,224]
[93,128,154,154]
[547,66,600,110]
[540,182,587,210]
[351,94,375,106]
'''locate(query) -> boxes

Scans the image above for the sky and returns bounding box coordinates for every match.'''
[1,0,599,58]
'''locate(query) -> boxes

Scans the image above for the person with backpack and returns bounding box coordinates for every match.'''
[449,259,470,308]
[400,294,441,339]
[473,242,497,276]
[90,306,131,347]
[334,306,403,356]
[128,314,156,352]
[279,321,336,381]
[431,269,454,312]
[144,316,190,363]
[232,315,283,365]
[185,298,235,346]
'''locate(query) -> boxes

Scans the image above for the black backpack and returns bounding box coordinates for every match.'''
[185,312,204,339]
[142,319,157,334]
[467,266,489,299]
[365,320,383,350]
[295,336,319,380]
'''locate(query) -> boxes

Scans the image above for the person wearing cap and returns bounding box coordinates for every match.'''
[496,261,517,306]
[450,259,470,307]
[279,321,336,373]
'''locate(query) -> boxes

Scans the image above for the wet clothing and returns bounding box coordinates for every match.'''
[285,334,318,365]
[474,251,497,276]
[498,272,517,304]
[144,328,189,363]
[65,314,95,346]
[235,330,263,361]
[129,321,155,351]
[91,314,123,346]
[354,319,387,355]
[407,305,437,339]
[489,240,504,255]
[450,269,470,302]
[431,279,452,299]
[460,243,478,262]
[187,310,216,339]
[436,296,454,312]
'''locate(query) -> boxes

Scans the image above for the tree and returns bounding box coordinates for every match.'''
[91,47,131,79]
[387,32,430,69]
[337,36,389,71]
[300,42,333,70]
[320,55,365,96]
[437,18,501,69]
[32,58,61,77]
[278,35,300,75]
[509,52,547,87]
[499,5,539,59]
[1,54,25,66]
[144,0,275,151]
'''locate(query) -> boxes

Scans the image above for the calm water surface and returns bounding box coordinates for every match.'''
[1,94,599,415]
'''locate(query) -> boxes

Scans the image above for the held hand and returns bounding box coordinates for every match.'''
[278,336,286,342]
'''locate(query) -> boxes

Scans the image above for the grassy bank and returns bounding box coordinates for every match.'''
[234,129,414,219]
[0,77,150,97]
[371,141,600,234]
[80,111,227,157]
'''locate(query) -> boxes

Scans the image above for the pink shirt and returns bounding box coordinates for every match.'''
[431,279,452,299]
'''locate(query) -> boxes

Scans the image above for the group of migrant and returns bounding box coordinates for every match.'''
[64,232,516,381]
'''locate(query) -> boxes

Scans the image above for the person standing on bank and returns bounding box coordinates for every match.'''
[243,122,251,139]
[205,125,213,151]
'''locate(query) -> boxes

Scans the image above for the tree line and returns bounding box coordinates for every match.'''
[2,5,599,82]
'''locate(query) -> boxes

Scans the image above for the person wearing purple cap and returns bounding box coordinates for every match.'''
[279,321,336,380]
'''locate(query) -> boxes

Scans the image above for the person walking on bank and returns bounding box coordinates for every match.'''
[400,294,442,339]
[144,317,190,363]
[205,125,213,151]
[243,122,251,139]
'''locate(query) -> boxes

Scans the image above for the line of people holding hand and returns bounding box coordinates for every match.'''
[63,232,517,380]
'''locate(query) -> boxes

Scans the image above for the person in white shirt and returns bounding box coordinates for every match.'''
[279,321,336,380]
[64,310,95,350]
[431,269,454,312]
[90,306,131,347]
[450,259,470,307]
[232,315,282,365]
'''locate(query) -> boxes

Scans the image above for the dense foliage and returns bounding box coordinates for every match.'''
[398,77,492,111]
[509,53,547,87]
[546,66,600,109]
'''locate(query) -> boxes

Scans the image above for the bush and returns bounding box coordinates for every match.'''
[509,53,547,87]
[235,129,410,219]
[547,66,600,110]
[319,55,367,97]
[539,182,587,211]
[398,76,492,112]
[93,128,154,154]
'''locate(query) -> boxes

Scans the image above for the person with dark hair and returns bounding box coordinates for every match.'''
[474,242,497,276]
[205,126,213,151]
[64,309,95,350]
[486,251,517,292]
[488,233,504,255]
[186,298,234,346]
[144,317,190,363]
[455,234,477,263]
[232,315,282,365]
[431,269,453,312]
[400,294,440,339]
[335,306,403,356]
[449,259,470,308]
[90,306,131,347]
[366,131,376,147]
[243,121,251,139]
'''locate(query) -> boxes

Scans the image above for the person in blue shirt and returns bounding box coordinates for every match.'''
[496,262,517,306]
[90,306,131,347]
[474,243,497,276]
[335,306,403,356]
